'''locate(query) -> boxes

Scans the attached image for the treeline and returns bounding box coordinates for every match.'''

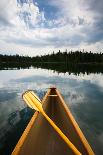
[0,51,103,63]
[32,50,103,63]
[0,51,103,74]
[0,54,32,63]
[0,54,33,70]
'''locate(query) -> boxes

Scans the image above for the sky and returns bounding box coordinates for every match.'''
[0,0,103,56]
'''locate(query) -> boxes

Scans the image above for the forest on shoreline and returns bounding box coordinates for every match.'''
[0,50,103,64]
[0,51,103,74]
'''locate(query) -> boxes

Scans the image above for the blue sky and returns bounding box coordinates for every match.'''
[0,0,103,56]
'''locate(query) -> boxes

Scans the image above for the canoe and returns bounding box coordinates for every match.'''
[12,87,94,155]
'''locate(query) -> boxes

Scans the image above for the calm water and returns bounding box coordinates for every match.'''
[0,68,103,154]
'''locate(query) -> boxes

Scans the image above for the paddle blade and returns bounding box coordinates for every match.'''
[22,91,42,112]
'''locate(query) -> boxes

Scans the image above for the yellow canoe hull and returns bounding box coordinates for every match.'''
[12,87,94,155]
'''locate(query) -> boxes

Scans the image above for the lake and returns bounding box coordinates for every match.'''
[0,67,103,154]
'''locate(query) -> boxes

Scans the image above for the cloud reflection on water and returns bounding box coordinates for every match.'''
[0,68,103,154]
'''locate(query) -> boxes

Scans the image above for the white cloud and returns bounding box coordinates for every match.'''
[0,0,21,27]
[18,2,45,28]
[0,0,103,55]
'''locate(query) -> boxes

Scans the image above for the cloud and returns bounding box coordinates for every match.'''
[17,2,46,28]
[0,0,20,27]
[0,0,103,55]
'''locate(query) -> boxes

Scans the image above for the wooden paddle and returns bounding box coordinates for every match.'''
[23,90,82,155]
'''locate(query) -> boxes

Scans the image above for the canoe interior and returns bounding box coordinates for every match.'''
[13,88,93,155]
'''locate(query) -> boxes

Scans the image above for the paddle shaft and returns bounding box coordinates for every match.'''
[41,109,82,155]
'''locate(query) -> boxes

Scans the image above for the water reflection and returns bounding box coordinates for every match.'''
[0,107,33,155]
[0,62,31,70]
[0,90,17,102]
[0,62,103,75]
[32,63,103,75]
[0,68,103,154]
